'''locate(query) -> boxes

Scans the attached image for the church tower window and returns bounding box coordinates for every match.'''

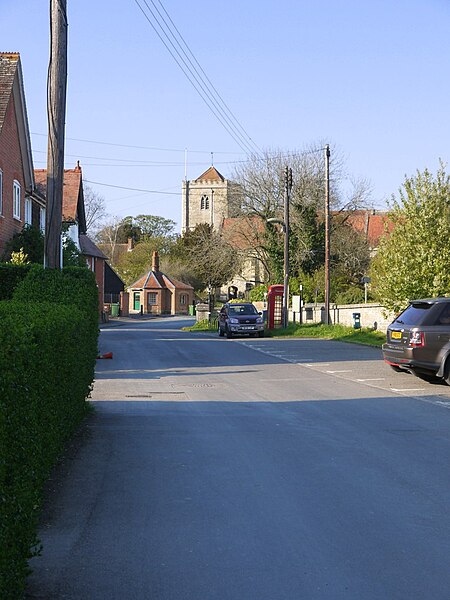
[201,194,209,210]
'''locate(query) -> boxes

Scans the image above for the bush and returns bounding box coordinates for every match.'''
[0,267,99,597]
[0,263,32,300]
[13,265,99,329]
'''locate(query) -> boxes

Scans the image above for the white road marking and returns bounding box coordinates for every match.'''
[391,388,425,392]
[356,378,385,382]
[326,370,353,374]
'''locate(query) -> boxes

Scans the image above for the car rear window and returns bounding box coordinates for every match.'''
[393,302,435,326]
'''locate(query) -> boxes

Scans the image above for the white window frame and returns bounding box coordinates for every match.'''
[0,169,3,215]
[40,207,46,233]
[13,180,21,220]
[25,196,32,225]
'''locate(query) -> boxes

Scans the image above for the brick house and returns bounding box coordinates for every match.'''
[35,164,107,315]
[0,52,45,257]
[128,250,193,315]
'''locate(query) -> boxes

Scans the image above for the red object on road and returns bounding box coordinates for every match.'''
[97,352,113,359]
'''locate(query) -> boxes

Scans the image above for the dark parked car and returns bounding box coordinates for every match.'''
[382,297,450,384]
[218,302,264,338]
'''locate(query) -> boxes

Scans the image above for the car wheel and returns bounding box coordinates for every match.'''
[443,359,450,386]
[226,326,233,339]
[218,325,224,337]
[258,331,264,338]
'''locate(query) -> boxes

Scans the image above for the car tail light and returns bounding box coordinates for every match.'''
[409,330,425,347]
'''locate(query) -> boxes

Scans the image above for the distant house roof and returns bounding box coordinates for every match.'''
[194,166,225,183]
[34,162,87,232]
[333,210,392,248]
[79,234,108,259]
[0,52,35,193]
[129,271,193,291]
[222,215,265,250]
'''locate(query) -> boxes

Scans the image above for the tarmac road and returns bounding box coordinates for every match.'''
[26,317,450,599]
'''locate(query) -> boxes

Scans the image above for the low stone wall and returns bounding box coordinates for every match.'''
[295,303,394,331]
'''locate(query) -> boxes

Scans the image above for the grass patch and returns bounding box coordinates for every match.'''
[183,319,218,332]
[183,320,385,346]
[266,322,385,346]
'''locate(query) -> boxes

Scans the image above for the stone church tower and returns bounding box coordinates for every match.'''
[181,166,241,233]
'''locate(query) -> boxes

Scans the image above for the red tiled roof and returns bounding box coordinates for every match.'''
[194,166,225,183]
[34,164,84,225]
[0,52,19,134]
[334,210,393,247]
[222,216,265,250]
[129,270,193,290]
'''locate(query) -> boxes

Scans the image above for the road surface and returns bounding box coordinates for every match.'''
[26,317,450,599]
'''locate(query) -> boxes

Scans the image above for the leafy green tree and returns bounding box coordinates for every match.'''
[3,225,44,264]
[370,162,450,313]
[172,224,237,292]
[115,237,174,285]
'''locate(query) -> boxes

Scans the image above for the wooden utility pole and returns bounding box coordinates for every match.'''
[282,166,292,328]
[44,0,68,269]
[324,144,331,324]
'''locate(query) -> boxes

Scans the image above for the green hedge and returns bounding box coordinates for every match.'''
[0,267,99,597]
[0,263,32,300]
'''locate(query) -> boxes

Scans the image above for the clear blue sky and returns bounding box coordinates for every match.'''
[3,0,449,231]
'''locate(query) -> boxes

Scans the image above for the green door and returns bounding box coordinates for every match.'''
[133,292,141,311]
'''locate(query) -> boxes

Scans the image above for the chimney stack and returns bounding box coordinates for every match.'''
[152,250,160,272]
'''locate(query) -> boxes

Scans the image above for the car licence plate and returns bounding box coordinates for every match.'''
[391,331,402,340]
[241,326,254,330]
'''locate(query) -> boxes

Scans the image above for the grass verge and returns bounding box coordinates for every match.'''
[183,320,385,347]
[266,322,385,346]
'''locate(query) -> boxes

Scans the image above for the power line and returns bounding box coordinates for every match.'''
[31,131,246,155]
[150,0,261,156]
[133,0,260,156]
[83,179,180,194]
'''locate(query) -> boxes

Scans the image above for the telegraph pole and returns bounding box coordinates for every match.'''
[324,145,331,324]
[283,166,292,328]
[44,0,68,269]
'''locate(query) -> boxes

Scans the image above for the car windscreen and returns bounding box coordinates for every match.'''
[228,305,258,316]
[393,302,435,326]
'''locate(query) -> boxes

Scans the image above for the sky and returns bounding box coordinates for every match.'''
[2,0,449,232]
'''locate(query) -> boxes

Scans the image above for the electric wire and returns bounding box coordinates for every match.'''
[149,0,261,156]
[133,0,259,156]
[31,132,245,155]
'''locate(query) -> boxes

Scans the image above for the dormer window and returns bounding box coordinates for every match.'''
[200,194,209,210]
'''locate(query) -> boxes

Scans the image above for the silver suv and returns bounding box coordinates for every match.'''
[218,302,264,339]
[382,297,450,383]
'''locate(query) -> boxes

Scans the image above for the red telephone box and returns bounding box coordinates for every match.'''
[267,284,284,329]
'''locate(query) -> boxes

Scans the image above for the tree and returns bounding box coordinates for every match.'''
[83,184,107,233]
[95,214,177,266]
[370,162,450,313]
[115,237,175,286]
[231,145,372,285]
[172,224,237,294]
[3,225,44,264]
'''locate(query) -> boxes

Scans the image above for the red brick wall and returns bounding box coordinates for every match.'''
[0,95,26,256]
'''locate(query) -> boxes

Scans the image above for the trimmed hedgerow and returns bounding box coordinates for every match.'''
[0,263,32,300]
[13,265,99,329]
[0,267,99,598]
